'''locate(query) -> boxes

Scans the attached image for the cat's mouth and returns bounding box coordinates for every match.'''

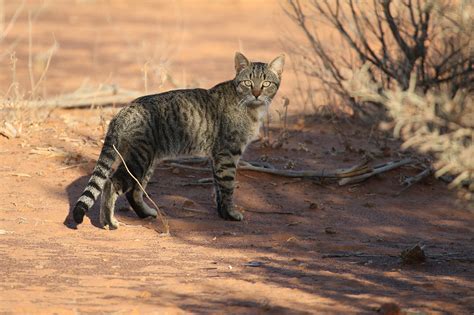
[246,99,265,108]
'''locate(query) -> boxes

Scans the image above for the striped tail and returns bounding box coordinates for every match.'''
[72,139,119,224]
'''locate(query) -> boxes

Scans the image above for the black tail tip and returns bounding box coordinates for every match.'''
[72,202,87,224]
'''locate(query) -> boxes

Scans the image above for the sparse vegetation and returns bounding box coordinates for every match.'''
[347,64,473,202]
[285,0,473,203]
[284,0,472,120]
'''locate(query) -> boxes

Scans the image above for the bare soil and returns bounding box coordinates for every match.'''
[0,1,473,314]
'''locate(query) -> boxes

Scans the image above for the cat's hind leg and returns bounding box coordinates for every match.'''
[100,179,120,229]
[125,162,158,218]
[100,163,135,229]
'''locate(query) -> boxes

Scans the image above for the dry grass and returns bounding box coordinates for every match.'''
[347,63,473,202]
[0,1,56,138]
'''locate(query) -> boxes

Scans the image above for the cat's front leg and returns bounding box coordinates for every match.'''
[211,151,243,221]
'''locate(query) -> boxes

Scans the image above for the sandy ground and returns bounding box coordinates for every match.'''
[0,1,473,314]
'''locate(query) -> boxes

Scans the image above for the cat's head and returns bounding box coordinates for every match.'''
[233,52,285,108]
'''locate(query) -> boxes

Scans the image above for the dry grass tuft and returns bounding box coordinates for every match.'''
[347,64,473,202]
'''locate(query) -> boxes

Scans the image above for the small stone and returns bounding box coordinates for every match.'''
[244,261,264,267]
[400,244,426,264]
[325,227,337,234]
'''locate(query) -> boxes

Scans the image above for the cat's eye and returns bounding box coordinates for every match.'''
[243,80,252,87]
[262,81,271,87]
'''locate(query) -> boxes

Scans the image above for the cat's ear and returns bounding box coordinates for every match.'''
[235,52,250,73]
[268,54,285,78]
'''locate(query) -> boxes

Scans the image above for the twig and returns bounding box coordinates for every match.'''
[168,163,209,172]
[244,209,297,215]
[30,37,58,97]
[181,181,213,187]
[57,162,89,171]
[338,158,413,185]
[198,177,213,183]
[182,207,209,214]
[322,252,399,258]
[394,167,432,196]
[112,144,169,235]
[163,157,208,164]
[27,11,35,94]
[240,173,258,180]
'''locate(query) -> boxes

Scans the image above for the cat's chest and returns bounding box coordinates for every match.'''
[222,107,266,145]
[249,119,263,141]
[246,108,266,141]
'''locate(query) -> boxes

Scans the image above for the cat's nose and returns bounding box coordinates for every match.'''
[252,88,262,98]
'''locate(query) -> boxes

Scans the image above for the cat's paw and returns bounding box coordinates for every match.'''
[100,213,119,230]
[104,217,119,230]
[135,205,158,219]
[227,209,244,221]
[219,206,244,221]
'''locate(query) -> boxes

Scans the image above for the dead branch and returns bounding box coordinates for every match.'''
[165,157,413,187]
[238,159,372,179]
[19,84,142,109]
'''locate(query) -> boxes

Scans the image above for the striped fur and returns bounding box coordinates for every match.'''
[72,52,285,229]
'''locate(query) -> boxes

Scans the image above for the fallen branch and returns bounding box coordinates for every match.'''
[243,209,297,215]
[165,158,414,186]
[238,159,371,179]
[112,144,169,235]
[21,84,142,109]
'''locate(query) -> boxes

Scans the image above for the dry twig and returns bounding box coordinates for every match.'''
[112,144,169,235]
[244,209,297,215]
[394,167,433,196]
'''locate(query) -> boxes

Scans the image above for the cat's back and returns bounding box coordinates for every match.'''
[132,87,212,111]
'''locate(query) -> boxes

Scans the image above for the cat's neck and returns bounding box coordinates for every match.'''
[209,80,236,94]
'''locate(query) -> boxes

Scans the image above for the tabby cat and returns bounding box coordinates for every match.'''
[71,52,285,229]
